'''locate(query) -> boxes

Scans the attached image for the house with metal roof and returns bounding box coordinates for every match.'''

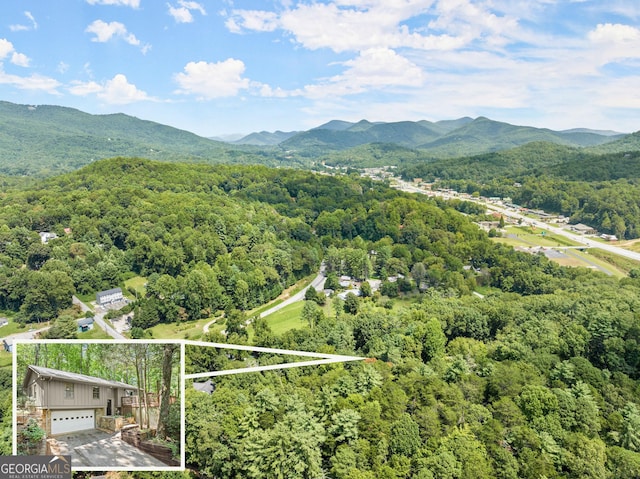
[23,365,137,435]
[77,317,94,332]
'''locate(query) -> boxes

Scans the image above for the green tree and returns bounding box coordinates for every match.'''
[43,315,78,339]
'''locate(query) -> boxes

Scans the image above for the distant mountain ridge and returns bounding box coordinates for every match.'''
[233,116,626,156]
[0,100,636,178]
[0,100,229,175]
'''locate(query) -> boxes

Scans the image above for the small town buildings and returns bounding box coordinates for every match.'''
[600,234,618,241]
[96,287,124,306]
[570,223,597,235]
[22,365,137,435]
[2,338,13,353]
[0,317,8,327]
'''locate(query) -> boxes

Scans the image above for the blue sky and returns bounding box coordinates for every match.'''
[1,1,639,137]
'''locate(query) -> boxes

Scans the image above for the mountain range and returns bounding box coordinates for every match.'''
[232,116,627,157]
[0,100,637,177]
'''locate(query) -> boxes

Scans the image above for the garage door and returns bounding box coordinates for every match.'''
[51,409,95,435]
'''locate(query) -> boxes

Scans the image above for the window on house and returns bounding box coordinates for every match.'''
[93,387,100,399]
[65,383,74,399]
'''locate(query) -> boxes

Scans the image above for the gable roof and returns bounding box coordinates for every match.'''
[24,364,137,391]
[77,317,94,327]
[96,288,122,299]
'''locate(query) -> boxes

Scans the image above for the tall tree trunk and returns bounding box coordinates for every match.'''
[157,344,178,439]
[143,347,150,429]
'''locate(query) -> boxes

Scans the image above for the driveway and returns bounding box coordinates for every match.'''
[50,429,169,469]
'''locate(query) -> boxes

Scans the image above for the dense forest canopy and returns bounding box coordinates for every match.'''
[400,143,640,240]
[0,157,639,477]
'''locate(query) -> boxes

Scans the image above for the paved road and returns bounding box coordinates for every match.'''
[72,296,125,339]
[260,268,326,319]
[2,325,50,342]
[395,180,640,263]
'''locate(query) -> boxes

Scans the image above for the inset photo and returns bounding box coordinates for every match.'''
[14,340,183,471]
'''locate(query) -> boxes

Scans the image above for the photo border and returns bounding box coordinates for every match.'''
[12,339,185,472]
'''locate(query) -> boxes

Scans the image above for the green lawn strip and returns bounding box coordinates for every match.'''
[503,226,580,248]
[563,249,626,277]
[587,248,640,275]
[0,351,12,368]
[78,327,112,339]
[147,316,214,340]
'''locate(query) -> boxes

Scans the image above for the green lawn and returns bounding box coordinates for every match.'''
[261,302,307,336]
[124,276,147,297]
[147,316,217,340]
[0,320,26,338]
[0,351,12,368]
[78,326,112,339]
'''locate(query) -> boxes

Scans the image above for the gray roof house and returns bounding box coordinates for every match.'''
[193,379,215,394]
[77,317,94,332]
[23,365,137,435]
[96,287,124,306]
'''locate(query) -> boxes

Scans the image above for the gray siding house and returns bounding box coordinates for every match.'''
[96,287,124,306]
[23,365,137,435]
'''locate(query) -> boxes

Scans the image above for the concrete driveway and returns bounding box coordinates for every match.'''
[50,429,169,469]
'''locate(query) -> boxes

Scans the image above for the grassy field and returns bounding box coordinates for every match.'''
[618,239,640,253]
[124,276,147,297]
[147,316,220,340]
[262,301,307,336]
[492,226,626,275]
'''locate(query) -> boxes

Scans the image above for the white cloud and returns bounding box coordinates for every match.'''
[0,38,30,67]
[303,48,425,98]
[11,52,30,67]
[69,74,154,104]
[57,62,69,74]
[68,80,103,96]
[226,10,278,32]
[86,0,141,7]
[0,64,61,93]
[0,39,14,59]
[588,23,640,66]
[174,59,251,99]
[168,1,206,23]
[588,23,640,44]
[86,20,141,46]
[10,11,38,31]
[226,0,519,53]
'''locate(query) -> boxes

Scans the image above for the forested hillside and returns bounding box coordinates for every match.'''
[0,157,639,476]
[1,101,631,176]
[0,101,298,176]
[401,144,640,239]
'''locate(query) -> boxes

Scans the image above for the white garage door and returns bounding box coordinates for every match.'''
[51,409,95,435]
